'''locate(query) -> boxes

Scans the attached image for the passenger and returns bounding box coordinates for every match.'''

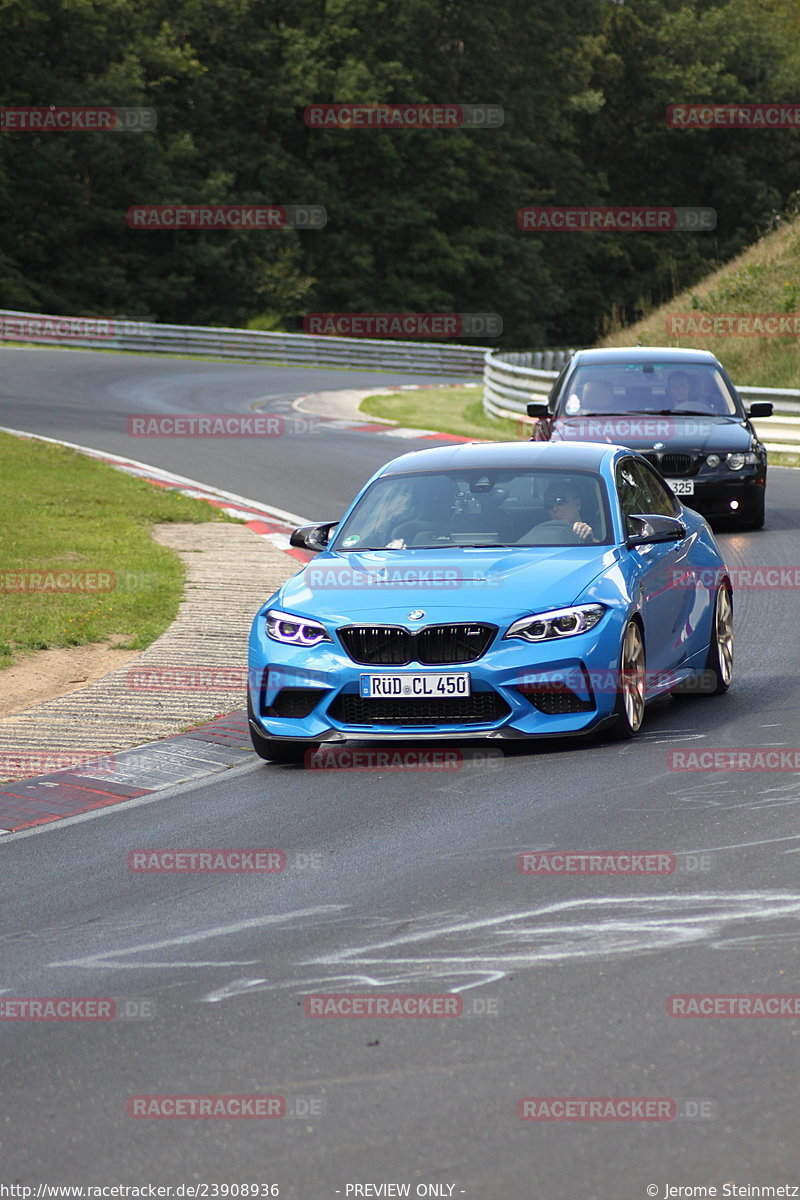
[565,378,616,415]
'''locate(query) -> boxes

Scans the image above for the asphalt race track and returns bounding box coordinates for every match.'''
[2,346,799,1198]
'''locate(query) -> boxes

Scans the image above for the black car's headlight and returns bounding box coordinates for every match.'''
[504,604,605,643]
[266,608,332,647]
[726,451,758,471]
[706,451,758,471]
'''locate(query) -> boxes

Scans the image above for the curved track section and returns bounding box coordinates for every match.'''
[2,347,800,1197]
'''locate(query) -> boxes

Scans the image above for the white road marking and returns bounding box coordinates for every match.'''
[48,906,345,970]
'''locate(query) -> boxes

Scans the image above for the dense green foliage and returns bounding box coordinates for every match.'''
[2,0,799,346]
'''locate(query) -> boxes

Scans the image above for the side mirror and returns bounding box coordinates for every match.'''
[747,401,773,418]
[527,400,549,418]
[626,513,686,547]
[289,521,339,553]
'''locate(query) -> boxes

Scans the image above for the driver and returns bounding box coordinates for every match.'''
[525,484,599,544]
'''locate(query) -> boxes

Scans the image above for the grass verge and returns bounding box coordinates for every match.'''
[360,385,521,440]
[0,432,233,669]
[600,213,800,389]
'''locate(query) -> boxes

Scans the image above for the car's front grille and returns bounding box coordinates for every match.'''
[338,624,496,665]
[328,690,510,726]
[642,452,696,477]
[518,681,595,715]
[265,688,326,718]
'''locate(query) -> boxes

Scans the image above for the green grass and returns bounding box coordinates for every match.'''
[0,432,233,669]
[601,213,800,388]
[768,450,800,468]
[361,385,521,440]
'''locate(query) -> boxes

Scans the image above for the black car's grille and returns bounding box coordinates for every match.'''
[328,690,510,726]
[642,452,696,477]
[518,681,595,715]
[338,624,496,665]
[265,688,326,719]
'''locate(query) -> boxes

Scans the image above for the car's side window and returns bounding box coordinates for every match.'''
[615,459,647,532]
[549,362,571,411]
[636,461,680,517]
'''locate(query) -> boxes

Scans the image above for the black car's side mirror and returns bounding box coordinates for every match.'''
[625,514,686,547]
[747,401,773,418]
[289,521,339,553]
[527,401,549,418]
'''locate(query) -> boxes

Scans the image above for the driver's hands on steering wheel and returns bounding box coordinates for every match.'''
[572,521,594,541]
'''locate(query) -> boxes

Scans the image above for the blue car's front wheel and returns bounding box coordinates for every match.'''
[610,619,646,739]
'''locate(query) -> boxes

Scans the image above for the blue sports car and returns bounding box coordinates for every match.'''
[247,441,733,762]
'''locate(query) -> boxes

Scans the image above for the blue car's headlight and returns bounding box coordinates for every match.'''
[504,604,605,643]
[266,608,332,647]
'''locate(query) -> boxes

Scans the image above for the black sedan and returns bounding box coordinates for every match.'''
[528,346,771,529]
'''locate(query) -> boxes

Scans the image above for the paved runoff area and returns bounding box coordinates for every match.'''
[0,522,297,831]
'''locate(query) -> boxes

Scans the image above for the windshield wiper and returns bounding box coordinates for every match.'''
[650,408,722,417]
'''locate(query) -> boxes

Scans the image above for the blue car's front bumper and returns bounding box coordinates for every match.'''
[247,612,631,743]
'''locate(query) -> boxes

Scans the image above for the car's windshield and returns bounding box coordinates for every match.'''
[558,362,739,417]
[332,467,613,549]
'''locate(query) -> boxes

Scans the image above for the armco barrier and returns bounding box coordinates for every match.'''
[483,349,800,440]
[0,309,487,377]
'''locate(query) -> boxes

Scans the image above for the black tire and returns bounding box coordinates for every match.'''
[608,618,646,739]
[703,583,734,694]
[742,492,765,530]
[247,696,317,763]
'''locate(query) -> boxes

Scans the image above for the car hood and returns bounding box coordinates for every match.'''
[277,545,617,623]
[551,414,753,453]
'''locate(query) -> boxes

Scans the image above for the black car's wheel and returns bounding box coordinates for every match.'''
[703,583,734,694]
[739,491,765,530]
[609,618,646,739]
[247,696,317,764]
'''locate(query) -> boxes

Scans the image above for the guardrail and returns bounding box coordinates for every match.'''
[483,348,800,424]
[0,308,487,376]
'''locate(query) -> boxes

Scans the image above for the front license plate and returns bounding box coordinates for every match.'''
[360,672,471,698]
[671,479,695,495]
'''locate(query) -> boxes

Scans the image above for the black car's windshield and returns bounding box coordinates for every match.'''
[558,362,739,417]
[332,467,613,549]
